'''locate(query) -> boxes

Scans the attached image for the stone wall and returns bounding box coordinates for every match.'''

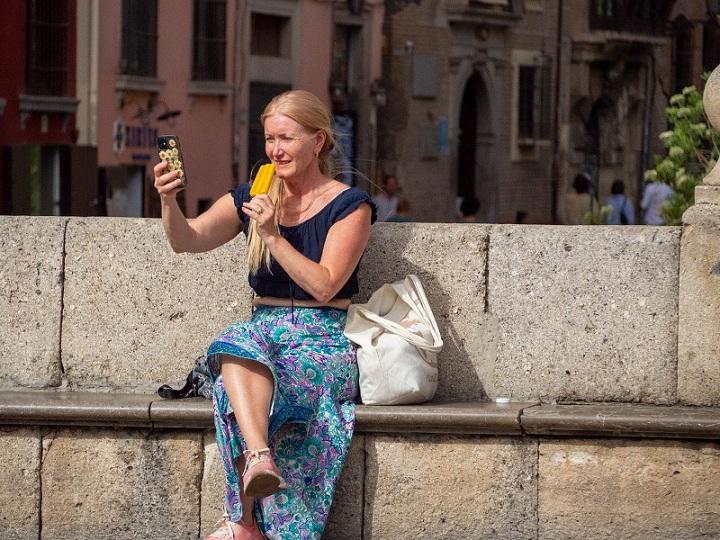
[0,217,692,402]
[2,423,718,540]
[1,216,718,539]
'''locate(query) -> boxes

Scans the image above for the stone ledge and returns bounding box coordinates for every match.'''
[0,391,153,427]
[355,401,531,434]
[2,391,720,439]
[522,403,720,440]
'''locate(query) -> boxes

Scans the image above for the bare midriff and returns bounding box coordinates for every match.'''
[252,296,352,310]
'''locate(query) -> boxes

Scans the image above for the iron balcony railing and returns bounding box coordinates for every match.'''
[589,0,674,35]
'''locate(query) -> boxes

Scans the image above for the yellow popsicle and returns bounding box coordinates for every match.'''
[250,163,275,196]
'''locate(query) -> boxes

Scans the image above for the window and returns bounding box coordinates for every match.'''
[525,0,544,11]
[703,18,720,74]
[120,0,158,77]
[469,0,511,11]
[251,13,290,57]
[672,16,694,93]
[517,61,552,142]
[193,0,227,81]
[26,0,68,96]
[331,25,353,98]
[589,0,665,35]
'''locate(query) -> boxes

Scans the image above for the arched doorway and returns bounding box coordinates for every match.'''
[457,72,495,221]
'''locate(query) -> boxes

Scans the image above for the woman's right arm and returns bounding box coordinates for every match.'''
[154,161,242,253]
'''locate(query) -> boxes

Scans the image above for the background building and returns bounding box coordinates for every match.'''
[2,0,384,218]
[1,1,718,222]
[0,0,97,216]
[377,0,720,223]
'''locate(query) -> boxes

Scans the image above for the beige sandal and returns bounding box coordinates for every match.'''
[242,447,287,498]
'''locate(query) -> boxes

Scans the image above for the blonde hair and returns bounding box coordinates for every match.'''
[247,90,336,274]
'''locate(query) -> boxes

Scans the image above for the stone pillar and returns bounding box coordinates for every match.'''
[678,66,720,405]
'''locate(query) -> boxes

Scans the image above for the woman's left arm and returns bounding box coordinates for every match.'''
[262,204,372,303]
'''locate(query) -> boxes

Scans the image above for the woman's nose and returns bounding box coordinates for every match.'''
[269,140,284,156]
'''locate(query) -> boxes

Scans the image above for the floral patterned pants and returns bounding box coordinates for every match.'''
[206,306,358,540]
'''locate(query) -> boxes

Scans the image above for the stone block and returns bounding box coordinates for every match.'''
[539,439,720,539]
[325,435,365,540]
[0,428,40,540]
[359,223,492,401]
[0,216,64,388]
[41,428,202,540]
[679,209,720,405]
[364,434,537,539]
[489,225,680,403]
[200,430,226,538]
[62,218,252,392]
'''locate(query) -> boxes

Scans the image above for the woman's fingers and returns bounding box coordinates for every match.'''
[241,196,275,226]
[153,161,183,195]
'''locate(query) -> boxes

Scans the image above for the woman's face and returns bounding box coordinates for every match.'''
[263,113,323,180]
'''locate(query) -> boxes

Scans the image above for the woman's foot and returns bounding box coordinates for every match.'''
[242,447,287,497]
[204,519,264,540]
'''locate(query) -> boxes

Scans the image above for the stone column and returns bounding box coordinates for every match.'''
[678,66,720,405]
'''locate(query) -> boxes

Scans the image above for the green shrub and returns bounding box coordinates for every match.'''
[644,83,720,224]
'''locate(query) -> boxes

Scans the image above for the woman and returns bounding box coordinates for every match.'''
[565,172,594,225]
[154,90,376,540]
[605,179,635,225]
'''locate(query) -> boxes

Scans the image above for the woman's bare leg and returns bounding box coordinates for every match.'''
[221,354,274,525]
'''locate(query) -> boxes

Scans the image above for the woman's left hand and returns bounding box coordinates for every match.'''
[242,195,277,238]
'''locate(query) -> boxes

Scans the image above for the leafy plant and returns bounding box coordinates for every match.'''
[644,82,720,224]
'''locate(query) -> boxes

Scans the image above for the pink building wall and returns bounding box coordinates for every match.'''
[297,1,333,106]
[97,0,237,217]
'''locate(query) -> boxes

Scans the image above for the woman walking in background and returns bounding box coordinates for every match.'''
[605,179,635,225]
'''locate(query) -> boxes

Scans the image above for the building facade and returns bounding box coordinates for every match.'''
[85,0,384,218]
[2,0,384,218]
[377,0,719,223]
[0,0,97,216]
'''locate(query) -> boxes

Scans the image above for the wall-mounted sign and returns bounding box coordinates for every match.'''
[113,118,126,154]
[113,119,158,156]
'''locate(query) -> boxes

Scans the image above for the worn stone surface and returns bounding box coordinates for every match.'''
[62,218,251,392]
[0,428,40,540]
[359,223,493,401]
[678,220,720,405]
[41,428,202,540]
[489,225,680,403]
[539,439,720,539]
[364,434,537,539]
[0,216,65,388]
[200,430,226,538]
[325,435,365,540]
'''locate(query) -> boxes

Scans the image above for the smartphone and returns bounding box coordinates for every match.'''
[157,135,188,189]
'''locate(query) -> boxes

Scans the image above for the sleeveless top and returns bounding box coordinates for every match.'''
[230,183,377,300]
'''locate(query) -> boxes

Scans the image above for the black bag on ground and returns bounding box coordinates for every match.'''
[157,355,213,399]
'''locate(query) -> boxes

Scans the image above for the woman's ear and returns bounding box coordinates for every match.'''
[314,130,327,155]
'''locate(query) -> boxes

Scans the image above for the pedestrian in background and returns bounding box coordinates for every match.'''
[605,179,634,225]
[641,180,674,225]
[387,198,412,222]
[372,174,400,221]
[565,172,594,225]
[459,195,480,222]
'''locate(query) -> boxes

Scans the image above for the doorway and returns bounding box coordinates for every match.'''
[457,72,495,221]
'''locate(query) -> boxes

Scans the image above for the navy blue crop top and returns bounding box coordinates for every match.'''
[230,183,377,300]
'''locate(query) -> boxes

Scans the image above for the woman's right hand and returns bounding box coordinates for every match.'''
[153,161,184,200]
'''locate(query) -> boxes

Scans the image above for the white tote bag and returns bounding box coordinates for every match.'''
[344,274,443,405]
